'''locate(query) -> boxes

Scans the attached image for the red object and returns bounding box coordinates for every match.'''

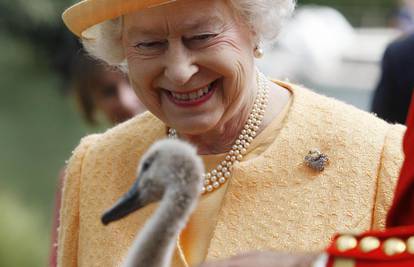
[387,93,414,227]
[326,93,414,267]
[326,226,414,267]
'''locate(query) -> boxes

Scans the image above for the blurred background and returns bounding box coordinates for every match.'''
[0,0,412,266]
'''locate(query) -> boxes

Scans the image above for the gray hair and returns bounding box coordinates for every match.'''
[82,0,296,67]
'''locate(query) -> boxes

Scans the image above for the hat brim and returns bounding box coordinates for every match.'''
[62,0,178,37]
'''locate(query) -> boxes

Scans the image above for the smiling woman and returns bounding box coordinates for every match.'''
[58,0,406,267]
[122,0,265,149]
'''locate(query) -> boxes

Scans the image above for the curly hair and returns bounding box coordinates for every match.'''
[82,0,296,66]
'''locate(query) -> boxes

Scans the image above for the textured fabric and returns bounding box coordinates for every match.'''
[57,82,405,267]
[324,94,414,267]
[371,124,408,229]
[178,93,293,266]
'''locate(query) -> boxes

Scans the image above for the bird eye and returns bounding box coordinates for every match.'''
[141,160,152,172]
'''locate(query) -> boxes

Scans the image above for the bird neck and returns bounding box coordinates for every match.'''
[124,189,198,267]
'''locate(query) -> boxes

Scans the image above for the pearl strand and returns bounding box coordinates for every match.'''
[168,71,270,194]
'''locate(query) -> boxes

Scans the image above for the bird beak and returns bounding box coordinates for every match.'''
[101,176,144,226]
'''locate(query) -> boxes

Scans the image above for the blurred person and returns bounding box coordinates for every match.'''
[71,55,146,125]
[58,1,406,266]
[372,32,414,124]
[260,5,354,83]
[392,0,414,34]
[49,55,146,267]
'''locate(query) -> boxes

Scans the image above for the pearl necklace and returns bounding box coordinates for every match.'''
[168,71,269,194]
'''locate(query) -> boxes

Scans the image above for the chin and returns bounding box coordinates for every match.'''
[161,94,225,135]
[171,115,221,136]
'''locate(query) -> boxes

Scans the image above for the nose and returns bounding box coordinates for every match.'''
[163,42,199,87]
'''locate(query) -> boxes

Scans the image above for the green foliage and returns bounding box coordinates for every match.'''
[298,0,397,26]
[0,190,49,267]
[0,31,89,267]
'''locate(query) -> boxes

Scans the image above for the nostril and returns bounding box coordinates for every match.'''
[164,64,199,87]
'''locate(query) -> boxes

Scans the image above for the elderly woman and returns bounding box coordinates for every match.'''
[58,0,405,266]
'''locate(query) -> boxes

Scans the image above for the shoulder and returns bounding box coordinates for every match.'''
[274,80,405,179]
[389,33,414,52]
[384,33,414,61]
[280,81,397,136]
[289,81,405,155]
[66,133,101,175]
[97,111,164,142]
[78,111,164,155]
[67,111,165,176]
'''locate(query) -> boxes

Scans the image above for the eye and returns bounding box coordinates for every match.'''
[191,33,217,41]
[141,160,152,172]
[100,84,117,98]
[141,154,157,172]
[134,40,167,51]
[183,33,218,49]
[186,33,218,43]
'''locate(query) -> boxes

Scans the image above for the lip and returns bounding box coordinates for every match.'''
[165,80,218,108]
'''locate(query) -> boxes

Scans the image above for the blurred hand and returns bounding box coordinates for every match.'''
[198,251,320,267]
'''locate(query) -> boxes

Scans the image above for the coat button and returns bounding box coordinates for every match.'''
[383,238,406,256]
[407,236,414,254]
[359,236,380,253]
[336,235,357,252]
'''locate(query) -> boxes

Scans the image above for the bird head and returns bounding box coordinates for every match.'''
[101,139,204,225]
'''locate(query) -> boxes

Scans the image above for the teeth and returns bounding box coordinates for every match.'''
[170,83,213,101]
[189,92,198,99]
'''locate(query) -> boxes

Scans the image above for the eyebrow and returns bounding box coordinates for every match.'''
[180,15,225,32]
[127,27,165,39]
[126,15,225,39]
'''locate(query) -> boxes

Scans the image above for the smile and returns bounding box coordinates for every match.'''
[166,79,219,108]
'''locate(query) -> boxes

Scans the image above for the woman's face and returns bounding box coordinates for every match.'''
[122,0,256,134]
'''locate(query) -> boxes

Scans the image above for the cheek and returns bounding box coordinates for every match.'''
[125,49,164,115]
[124,45,159,87]
[200,37,254,105]
[129,73,166,120]
[206,38,255,124]
[126,52,157,89]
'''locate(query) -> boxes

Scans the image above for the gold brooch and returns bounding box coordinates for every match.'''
[304,148,329,171]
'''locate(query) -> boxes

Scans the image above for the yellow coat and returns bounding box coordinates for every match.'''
[58,82,405,267]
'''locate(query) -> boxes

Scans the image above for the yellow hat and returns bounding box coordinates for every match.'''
[63,0,178,37]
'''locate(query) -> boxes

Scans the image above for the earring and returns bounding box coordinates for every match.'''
[254,45,264,58]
